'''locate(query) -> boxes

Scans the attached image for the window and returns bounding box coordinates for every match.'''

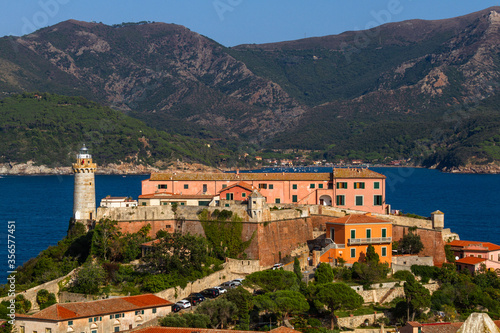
[318,184,323,189]
[222,184,227,188]
[258,183,268,189]
[382,228,387,238]
[68,321,73,326]
[269,184,274,189]
[292,195,298,203]
[135,311,140,315]
[336,195,345,206]
[89,319,92,323]
[110,315,113,319]
[382,247,387,257]
[91,331,97,333]
[183,184,189,189]
[292,184,297,190]
[141,202,146,206]
[310,183,315,189]
[366,229,371,239]
[203,184,207,193]
[355,196,363,206]
[114,327,120,333]
[94,317,98,322]
[152,308,157,314]
[275,198,281,204]
[336,182,347,189]
[354,182,365,189]
[350,229,356,239]
[157,184,167,189]
[374,182,380,189]
[374,195,383,206]
[226,193,234,200]
[241,193,246,198]
[350,248,356,258]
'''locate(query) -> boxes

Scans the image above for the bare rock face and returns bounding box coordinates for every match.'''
[457,313,500,333]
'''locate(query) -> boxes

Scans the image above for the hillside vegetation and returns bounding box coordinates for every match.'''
[0,93,227,167]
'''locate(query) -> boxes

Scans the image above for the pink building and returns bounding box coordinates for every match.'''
[141,169,389,214]
[448,240,500,274]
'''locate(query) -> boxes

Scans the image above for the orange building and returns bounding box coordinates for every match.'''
[218,181,256,202]
[141,169,389,214]
[320,213,393,265]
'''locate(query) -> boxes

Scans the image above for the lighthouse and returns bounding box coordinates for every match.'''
[72,144,96,226]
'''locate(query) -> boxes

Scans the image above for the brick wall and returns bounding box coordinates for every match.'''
[392,226,446,266]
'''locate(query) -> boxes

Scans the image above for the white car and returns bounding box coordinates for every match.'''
[214,286,227,294]
[176,300,191,309]
[232,279,244,285]
[272,263,284,270]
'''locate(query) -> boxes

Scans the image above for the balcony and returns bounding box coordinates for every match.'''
[348,237,392,245]
[320,242,346,256]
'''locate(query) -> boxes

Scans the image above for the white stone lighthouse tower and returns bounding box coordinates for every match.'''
[72,144,96,223]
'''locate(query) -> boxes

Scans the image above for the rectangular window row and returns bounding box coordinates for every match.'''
[349,228,387,239]
[350,247,387,257]
[336,182,380,189]
[334,195,383,206]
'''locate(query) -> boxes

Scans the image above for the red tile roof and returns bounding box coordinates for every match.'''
[448,240,500,252]
[149,169,385,182]
[327,213,391,225]
[218,181,256,193]
[456,256,487,265]
[17,294,172,321]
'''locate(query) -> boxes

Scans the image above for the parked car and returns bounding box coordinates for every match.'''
[213,286,227,294]
[171,304,181,313]
[232,278,244,285]
[188,293,206,304]
[176,299,191,309]
[272,263,284,270]
[200,288,219,298]
[220,281,236,289]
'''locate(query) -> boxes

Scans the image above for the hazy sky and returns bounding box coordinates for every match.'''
[1,0,499,46]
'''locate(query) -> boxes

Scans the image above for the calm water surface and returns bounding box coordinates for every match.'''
[0,168,498,283]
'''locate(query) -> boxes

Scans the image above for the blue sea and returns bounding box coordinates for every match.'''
[0,168,499,283]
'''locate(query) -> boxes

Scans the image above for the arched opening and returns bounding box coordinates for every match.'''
[319,195,332,206]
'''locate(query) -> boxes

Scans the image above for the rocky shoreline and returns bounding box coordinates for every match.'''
[1,161,500,175]
[0,161,221,175]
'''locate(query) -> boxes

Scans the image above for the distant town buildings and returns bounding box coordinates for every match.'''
[100,196,138,208]
[448,240,500,274]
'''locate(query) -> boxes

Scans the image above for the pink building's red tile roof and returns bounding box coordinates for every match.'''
[448,240,500,252]
[327,213,391,225]
[218,181,256,193]
[16,294,172,321]
[149,169,385,182]
[456,256,487,265]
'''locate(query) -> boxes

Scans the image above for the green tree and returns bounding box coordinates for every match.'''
[314,263,334,284]
[315,283,363,329]
[365,245,379,264]
[72,261,106,294]
[399,227,424,254]
[271,290,310,324]
[293,257,303,282]
[404,276,431,321]
[36,289,57,310]
[91,219,121,261]
[14,295,31,314]
[244,270,299,293]
[225,287,253,330]
[159,313,210,328]
[195,297,238,329]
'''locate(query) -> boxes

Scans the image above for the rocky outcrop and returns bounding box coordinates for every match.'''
[441,163,500,174]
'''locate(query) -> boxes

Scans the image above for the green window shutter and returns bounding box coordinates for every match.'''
[275,198,281,203]
[310,183,315,189]
[226,193,230,200]
[374,182,380,189]
[350,229,356,239]
[355,196,363,206]
[269,184,274,189]
[366,229,371,239]
[382,247,387,257]
[350,248,356,258]
[292,195,298,203]
[382,228,387,238]
[318,184,323,189]
[292,184,297,190]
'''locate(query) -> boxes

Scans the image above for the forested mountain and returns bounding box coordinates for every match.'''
[1,8,500,169]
